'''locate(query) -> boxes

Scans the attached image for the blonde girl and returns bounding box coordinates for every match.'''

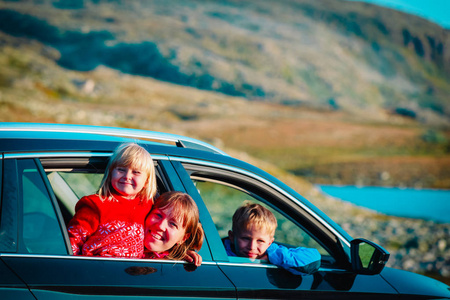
[68,142,157,257]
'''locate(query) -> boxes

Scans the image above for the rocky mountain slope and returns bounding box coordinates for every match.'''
[0,0,449,188]
[1,0,449,125]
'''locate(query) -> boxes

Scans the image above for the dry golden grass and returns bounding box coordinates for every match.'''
[0,30,448,188]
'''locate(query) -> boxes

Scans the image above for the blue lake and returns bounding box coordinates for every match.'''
[317,185,450,224]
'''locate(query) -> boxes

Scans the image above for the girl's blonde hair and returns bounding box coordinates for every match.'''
[152,191,204,260]
[232,201,277,237]
[98,143,157,202]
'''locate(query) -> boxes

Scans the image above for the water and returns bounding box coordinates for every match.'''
[317,185,450,224]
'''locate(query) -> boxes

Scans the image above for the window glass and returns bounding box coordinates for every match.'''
[46,167,165,222]
[19,159,67,254]
[45,160,164,223]
[58,172,102,199]
[193,181,247,238]
[47,171,103,219]
[192,176,329,257]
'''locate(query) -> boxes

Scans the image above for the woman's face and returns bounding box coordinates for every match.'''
[144,207,189,253]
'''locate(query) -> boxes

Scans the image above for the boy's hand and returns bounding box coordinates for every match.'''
[184,250,202,266]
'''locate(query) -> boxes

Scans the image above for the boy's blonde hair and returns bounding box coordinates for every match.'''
[98,143,157,202]
[232,201,277,237]
[152,191,204,260]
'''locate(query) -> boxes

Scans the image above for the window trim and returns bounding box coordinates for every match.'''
[34,158,74,255]
[168,160,226,262]
[173,157,351,268]
[188,167,334,255]
[170,156,350,247]
[0,158,18,253]
[1,152,173,256]
[5,152,168,161]
[0,156,3,228]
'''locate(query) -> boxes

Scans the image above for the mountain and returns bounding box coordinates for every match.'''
[0,0,449,125]
[0,0,449,188]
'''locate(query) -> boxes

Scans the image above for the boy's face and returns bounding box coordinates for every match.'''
[229,226,274,259]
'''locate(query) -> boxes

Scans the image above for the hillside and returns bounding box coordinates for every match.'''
[1,0,449,122]
[0,0,449,189]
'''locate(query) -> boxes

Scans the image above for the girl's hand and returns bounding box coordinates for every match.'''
[184,250,202,266]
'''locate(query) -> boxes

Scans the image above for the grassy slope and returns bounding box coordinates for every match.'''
[2,0,449,116]
[0,0,449,187]
[1,30,449,188]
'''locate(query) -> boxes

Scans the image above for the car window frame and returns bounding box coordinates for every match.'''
[0,156,18,253]
[0,151,237,298]
[167,159,227,262]
[23,158,69,254]
[3,152,186,253]
[170,157,352,270]
[38,153,176,253]
[36,152,214,261]
[0,155,71,255]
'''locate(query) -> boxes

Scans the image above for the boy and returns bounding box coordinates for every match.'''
[223,202,321,275]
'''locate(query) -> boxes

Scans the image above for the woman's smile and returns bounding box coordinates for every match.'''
[144,208,188,253]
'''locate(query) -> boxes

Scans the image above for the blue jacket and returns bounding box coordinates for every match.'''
[265,243,321,275]
[223,238,321,275]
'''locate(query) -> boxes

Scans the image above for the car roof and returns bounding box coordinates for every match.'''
[0,122,227,155]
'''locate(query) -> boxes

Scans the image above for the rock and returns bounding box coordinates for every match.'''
[438,239,447,252]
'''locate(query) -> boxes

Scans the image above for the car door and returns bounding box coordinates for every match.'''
[170,158,400,299]
[0,154,236,299]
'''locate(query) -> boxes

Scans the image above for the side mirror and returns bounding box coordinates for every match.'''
[351,238,390,275]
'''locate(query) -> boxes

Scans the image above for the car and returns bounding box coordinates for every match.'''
[0,122,449,300]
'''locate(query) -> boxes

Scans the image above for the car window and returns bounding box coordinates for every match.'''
[42,156,109,225]
[19,159,67,255]
[194,180,327,254]
[47,171,104,221]
[184,164,332,265]
[43,158,168,226]
[56,172,103,200]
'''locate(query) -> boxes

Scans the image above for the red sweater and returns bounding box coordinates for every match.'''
[68,194,152,258]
